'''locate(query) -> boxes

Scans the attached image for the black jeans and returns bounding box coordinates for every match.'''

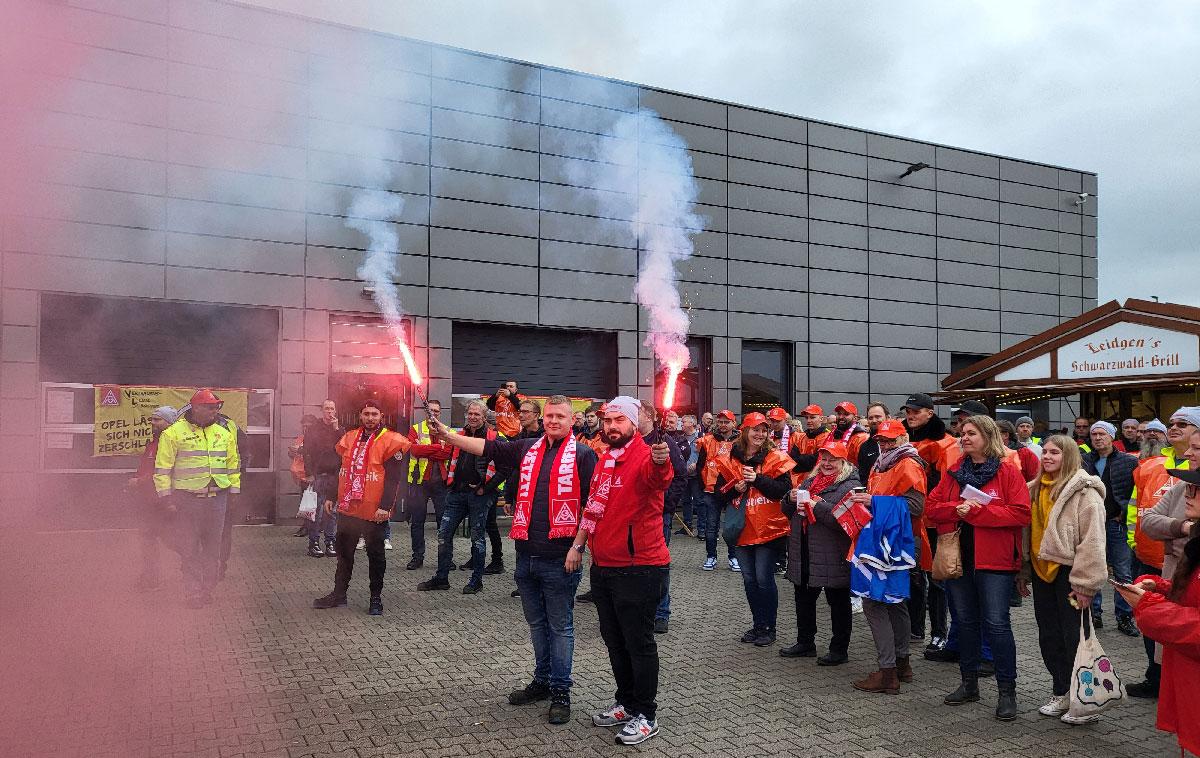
[794,583,852,654]
[924,527,948,638]
[1032,570,1082,696]
[402,478,447,559]
[333,515,387,598]
[1130,557,1162,684]
[591,564,668,721]
[485,493,503,563]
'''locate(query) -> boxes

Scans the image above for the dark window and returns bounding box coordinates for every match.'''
[950,352,990,375]
[329,315,414,432]
[741,341,793,414]
[39,293,278,387]
[452,323,617,399]
[653,337,711,420]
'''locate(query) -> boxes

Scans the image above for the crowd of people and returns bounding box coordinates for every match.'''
[144,380,1199,751]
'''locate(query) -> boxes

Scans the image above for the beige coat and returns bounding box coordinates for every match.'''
[1022,469,1108,594]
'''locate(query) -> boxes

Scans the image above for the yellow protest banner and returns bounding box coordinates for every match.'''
[93,386,248,457]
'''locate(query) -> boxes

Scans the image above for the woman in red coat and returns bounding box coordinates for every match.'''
[1117,468,1200,757]
[925,415,1031,722]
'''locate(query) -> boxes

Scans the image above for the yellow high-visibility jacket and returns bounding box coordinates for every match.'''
[154,415,241,497]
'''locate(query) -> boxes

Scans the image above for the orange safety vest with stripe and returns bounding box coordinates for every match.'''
[1128,448,1188,569]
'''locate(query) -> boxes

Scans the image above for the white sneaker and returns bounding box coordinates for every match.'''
[356,538,365,550]
[592,702,632,727]
[384,539,393,550]
[1038,695,1069,717]
[615,715,658,745]
[702,557,717,571]
[1060,711,1099,725]
[728,557,741,572]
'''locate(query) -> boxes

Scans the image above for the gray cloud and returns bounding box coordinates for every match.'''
[249,0,1200,306]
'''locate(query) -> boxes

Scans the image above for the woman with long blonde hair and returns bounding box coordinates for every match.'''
[1016,435,1107,724]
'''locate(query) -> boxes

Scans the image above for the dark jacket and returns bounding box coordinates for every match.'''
[644,429,688,514]
[784,469,861,588]
[857,437,880,484]
[499,421,545,497]
[1083,448,1138,521]
[450,425,502,494]
[302,419,342,480]
[905,414,952,492]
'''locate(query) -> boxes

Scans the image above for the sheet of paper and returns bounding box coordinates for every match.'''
[45,390,75,424]
[961,484,995,504]
[46,432,75,449]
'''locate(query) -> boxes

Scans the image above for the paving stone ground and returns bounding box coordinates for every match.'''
[1,523,1173,757]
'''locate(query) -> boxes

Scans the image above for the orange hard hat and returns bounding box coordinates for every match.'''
[818,441,849,460]
[741,412,768,429]
[190,388,222,406]
[766,407,788,421]
[835,401,858,415]
[875,419,907,439]
[801,404,824,417]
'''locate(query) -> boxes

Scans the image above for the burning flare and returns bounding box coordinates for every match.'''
[662,361,681,411]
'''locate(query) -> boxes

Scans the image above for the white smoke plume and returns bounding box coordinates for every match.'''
[346,191,407,332]
[572,109,704,375]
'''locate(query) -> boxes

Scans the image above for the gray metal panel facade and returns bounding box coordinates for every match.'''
[0,0,1098,507]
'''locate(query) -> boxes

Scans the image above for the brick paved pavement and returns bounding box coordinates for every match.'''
[1,524,1173,757]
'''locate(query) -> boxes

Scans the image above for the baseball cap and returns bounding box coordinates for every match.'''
[954,400,989,417]
[1168,468,1200,485]
[741,412,768,429]
[817,441,849,460]
[717,409,736,422]
[875,419,907,439]
[767,407,789,421]
[801,404,823,416]
[901,393,934,411]
[834,401,858,415]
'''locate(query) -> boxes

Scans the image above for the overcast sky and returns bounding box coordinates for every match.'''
[249,0,1200,307]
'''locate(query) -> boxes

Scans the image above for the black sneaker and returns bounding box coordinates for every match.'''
[483,560,505,575]
[406,557,423,570]
[1093,614,1104,630]
[511,589,521,598]
[462,579,483,594]
[509,680,551,705]
[740,627,762,644]
[653,618,668,634]
[925,647,960,663]
[312,592,347,609]
[324,541,337,557]
[1126,680,1159,699]
[417,577,450,591]
[673,528,688,535]
[458,560,476,571]
[779,642,817,658]
[548,689,571,724]
[307,541,324,558]
[753,628,777,647]
[817,651,848,666]
[1117,615,1141,637]
[368,596,383,615]
[577,590,594,603]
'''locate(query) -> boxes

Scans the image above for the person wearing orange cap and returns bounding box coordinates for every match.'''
[787,404,832,481]
[714,412,796,647]
[831,402,870,466]
[849,419,928,694]
[766,406,794,455]
[154,388,241,608]
[781,440,861,663]
[695,410,739,571]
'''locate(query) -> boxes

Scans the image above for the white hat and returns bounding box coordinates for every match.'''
[1090,421,1117,439]
[1169,407,1200,428]
[604,396,641,422]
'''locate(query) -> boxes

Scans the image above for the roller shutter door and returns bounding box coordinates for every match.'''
[452,323,616,398]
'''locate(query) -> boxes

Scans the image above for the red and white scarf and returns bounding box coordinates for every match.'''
[511,434,581,540]
[340,428,381,511]
[580,445,628,534]
[837,424,861,445]
[776,423,791,451]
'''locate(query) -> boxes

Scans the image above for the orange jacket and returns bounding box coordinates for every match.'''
[791,428,831,484]
[716,449,795,546]
[489,394,521,438]
[334,428,410,521]
[869,456,931,571]
[696,433,736,492]
[1132,456,1176,568]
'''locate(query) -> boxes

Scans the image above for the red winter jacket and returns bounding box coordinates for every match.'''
[926,459,1032,572]
[1134,568,1200,757]
[588,435,674,568]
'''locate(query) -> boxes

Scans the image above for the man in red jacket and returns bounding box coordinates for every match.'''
[567,396,672,746]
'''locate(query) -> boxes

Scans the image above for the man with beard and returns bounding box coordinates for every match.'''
[830,402,869,464]
[429,395,598,724]
[577,406,605,453]
[900,393,958,655]
[311,400,409,615]
[568,397,673,745]
[857,403,890,482]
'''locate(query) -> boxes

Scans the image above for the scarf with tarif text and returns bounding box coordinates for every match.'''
[340,427,382,511]
[510,434,580,540]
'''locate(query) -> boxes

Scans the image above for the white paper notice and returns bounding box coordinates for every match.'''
[45,390,75,424]
[961,485,995,504]
[46,433,74,449]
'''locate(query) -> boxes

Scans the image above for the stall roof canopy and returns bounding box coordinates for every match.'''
[937,299,1200,404]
